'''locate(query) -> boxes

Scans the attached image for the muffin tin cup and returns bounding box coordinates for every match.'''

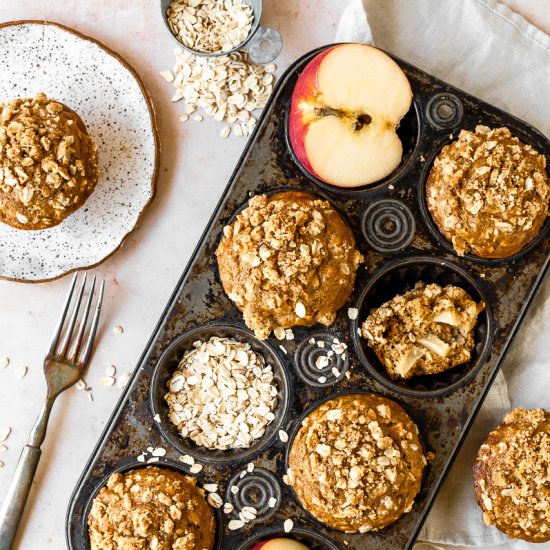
[149,321,290,464]
[419,131,550,265]
[238,528,340,550]
[351,256,494,398]
[284,94,423,197]
[78,458,225,550]
[68,45,550,550]
[283,389,431,535]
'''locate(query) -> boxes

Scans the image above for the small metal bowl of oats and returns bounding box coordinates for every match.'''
[160,0,282,64]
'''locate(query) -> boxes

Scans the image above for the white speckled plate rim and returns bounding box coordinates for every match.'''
[0,20,160,283]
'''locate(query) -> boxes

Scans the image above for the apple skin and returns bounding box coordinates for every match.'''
[288,46,336,180]
[251,538,310,550]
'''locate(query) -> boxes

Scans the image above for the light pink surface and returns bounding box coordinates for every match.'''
[0,1,546,549]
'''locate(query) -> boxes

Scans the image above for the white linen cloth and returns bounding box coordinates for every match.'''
[336,1,550,547]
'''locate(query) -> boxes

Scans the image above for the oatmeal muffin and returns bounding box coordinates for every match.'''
[88,466,215,550]
[361,282,485,380]
[426,125,549,258]
[216,191,363,339]
[287,393,426,533]
[0,93,99,230]
[473,408,550,543]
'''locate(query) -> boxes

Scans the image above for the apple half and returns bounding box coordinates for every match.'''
[251,539,310,550]
[289,43,413,188]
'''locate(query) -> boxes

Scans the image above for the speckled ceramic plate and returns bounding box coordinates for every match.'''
[0,21,159,283]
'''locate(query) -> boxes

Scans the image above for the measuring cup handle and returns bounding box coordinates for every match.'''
[243,26,282,65]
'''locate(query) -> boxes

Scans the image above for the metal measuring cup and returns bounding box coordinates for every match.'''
[160,0,282,64]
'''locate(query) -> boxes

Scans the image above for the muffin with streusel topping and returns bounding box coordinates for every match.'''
[473,408,550,543]
[0,93,99,230]
[287,393,426,533]
[87,466,215,550]
[426,125,549,258]
[216,191,363,339]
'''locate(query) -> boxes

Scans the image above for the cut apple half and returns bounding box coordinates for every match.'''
[289,43,413,188]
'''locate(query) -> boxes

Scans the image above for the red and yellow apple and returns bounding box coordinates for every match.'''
[289,43,413,188]
[251,538,310,550]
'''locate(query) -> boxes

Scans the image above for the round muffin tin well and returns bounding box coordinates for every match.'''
[239,528,339,550]
[419,129,550,264]
[149,322,290,464]
[285,97,422,196]
[351,256,493,398]
[81,459,224,550]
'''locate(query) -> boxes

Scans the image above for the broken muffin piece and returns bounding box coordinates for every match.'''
[360,282,485,380]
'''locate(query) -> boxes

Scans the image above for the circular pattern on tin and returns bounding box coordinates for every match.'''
[426,92,464,130]
[150,322,290,464]
[238,527,339,550]
[80,458,224,550]
[227,468,281,521]
[350,256,493,398]
[361,199,416,253]
[294,332,349,388]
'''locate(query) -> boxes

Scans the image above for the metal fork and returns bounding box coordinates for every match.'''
[0,272,105,550]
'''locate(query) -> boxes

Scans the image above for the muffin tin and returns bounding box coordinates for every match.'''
[66,45,550,549]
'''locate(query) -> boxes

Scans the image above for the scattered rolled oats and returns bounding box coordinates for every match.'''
[147,456,160,464]
[190,463,203,474]
[165,47,275,136]
[202,483,218,493]
[159,70,175,83]
[100,377,115,387]
[75,379,87,391]
[167,0,253,54]
[152,447,167,457]
[268,497,277,508]
[278,429,289,443]
[165,336,279,450]
[153,413,161,423]
[223,502,234,514]
[15,367,27,379]
[228,519,245,530]
[105,365,116,377]
[220,126,231,139]
[207,492,223,508]
[0,428,11,441]
[179,454,195,465]
[117,373,131,389]
[113,325,124,334]
[348,307,359,320]
[283,518,294,533]
[0,357,9,369]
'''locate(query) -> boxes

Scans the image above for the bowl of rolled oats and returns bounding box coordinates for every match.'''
[150,322,290,463]
[161,0,282,64]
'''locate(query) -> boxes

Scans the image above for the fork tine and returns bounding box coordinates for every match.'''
[68,275,96,362]
[78,279,105,366]
[48,272,78,356]
[57,273,87,358]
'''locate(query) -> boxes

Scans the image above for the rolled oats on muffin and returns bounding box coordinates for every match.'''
[361,282,485,380]
[87,466,215,550]
[216,191,363,339]
[287,393,426,533]
[0,93,99,230]
[473,408,550,543]
[426,125,549,258]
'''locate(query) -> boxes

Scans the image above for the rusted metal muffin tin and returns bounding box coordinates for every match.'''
[66,45,550,549]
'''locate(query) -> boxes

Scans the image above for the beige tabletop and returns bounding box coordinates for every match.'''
[0,1,547,549]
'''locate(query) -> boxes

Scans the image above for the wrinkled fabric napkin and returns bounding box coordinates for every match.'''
[336,1,550,547]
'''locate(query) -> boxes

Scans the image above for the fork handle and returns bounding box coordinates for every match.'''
[0,445,42,550]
